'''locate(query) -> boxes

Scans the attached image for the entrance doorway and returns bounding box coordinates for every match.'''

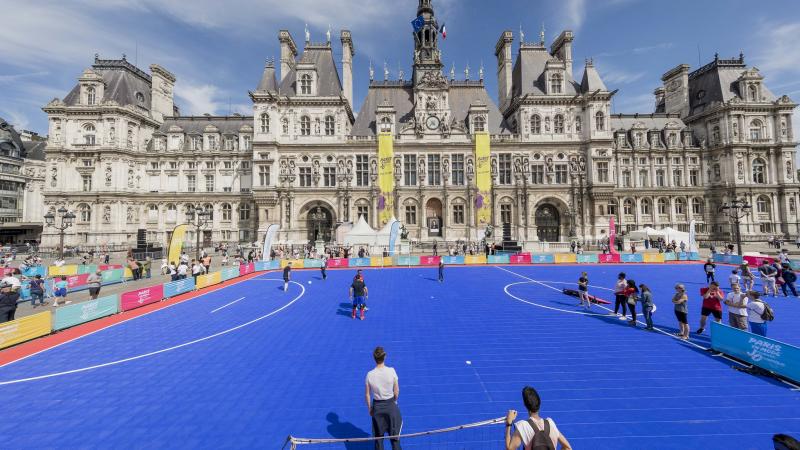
[306,204,334,242]
[425,198,442,237]
[535,204,560,242]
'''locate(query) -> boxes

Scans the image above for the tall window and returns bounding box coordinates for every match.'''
[243,135,251,150]
[641,199,651,215]
[323,167,336,187]
[191,136,201,151]
[752,158,766,184]
[427,154,441,185]
[550,73,562,94]
[324,116,335,136]
[689,169,699,186]
[187,175,196,192]
[553,115,564,134]
[712,126,720,144]
[555,164,568,184]
[239,203,251,221]
[82,175,92,191]
[692,198,703,215]
[79,204,92,222]
[452,204,465,224]
[750,119,763,140]
[623,199,634,215]
[638,170,649,187]
[757,196,770,214]
[531,164,544,184]
[451,154,464,185]
[300,116,311,136]
[473,116,486,132]
[221,203,232,221]
[299,167,312,186]
[224,137,234,151]
[595,111,605,131]
[205,175,214,192]
[300,74,312,95]
[675,198,685,215]
[498,153,512,184]
[597,162,609,182]
[668,133,677,147]
[657,198,668,215]
[357,205,369,222]
[575,116,581,132]
[356,154,369,186]
[83,124,96,145]
[379,117,391,133]
[622,170,632,187]
[260,113,270,133]
[282,118,289,134]
[531,115,541,134]
[403,155,417,186]
[748,85,758,102]
[500,204,512,224]
[86,87,96,105]
[656,169,665,187]
[259,166,270,186]
[673,170,683,187]
[634,133,643,147]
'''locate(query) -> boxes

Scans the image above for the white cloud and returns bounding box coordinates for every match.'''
[562,0,587,31]
[0,109,31,131]
[752,21,800,75]
[174,82,224,116]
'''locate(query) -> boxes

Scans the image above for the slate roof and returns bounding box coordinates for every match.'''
[687,56,776,116]
[609,114,687,131]
[255,62,278,92]
[511,45,580,98]
[23,141,46,161]
[277,45,343,97]
[156,116,253,135]
[63,58,153,110]
[580,63,607,92]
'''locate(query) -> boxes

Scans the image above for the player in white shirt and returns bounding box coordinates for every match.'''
[505,386,572,450]
[729,269,741,290]
[365,346,401,449]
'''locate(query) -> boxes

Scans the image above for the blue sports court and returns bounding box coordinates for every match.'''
[0,264,798,449]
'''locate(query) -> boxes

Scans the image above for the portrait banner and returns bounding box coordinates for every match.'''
[377,132,395,226]
[474,132,492,227]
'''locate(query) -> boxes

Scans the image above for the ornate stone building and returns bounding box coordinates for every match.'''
[0,119,45,244]
[40,0,798,248]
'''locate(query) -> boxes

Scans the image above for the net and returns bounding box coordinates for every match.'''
[283,416,505,449]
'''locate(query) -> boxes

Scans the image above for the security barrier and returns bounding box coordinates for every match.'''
[220,267,240,281]
[510,254,532,264]
[487,254,510,264]
[120,285,164,312]
[464,255,487,264]
[531,254,554,264]
[554,253,577,264]
[0,312,52,350]
[196,271,222,289]
[303,259,324,268]
[419,256,441,266]
[370,257,392,267]
[22,266,46,278]
[163,278,195,298]
[77,265,98,275]
[710,321,800,383]
[621,254,644,263]
[643,253,665,263]
[48,265,78,276]
[395,255,420,266]
[328,258,349,268]
[349,257,371,267]
[598,254,621,263]
[576,254,599,263]
[281,259,305,268]
[713,254,744,265]
[442,256,465,265]
[53,294,119,331]
[239,263,255,276]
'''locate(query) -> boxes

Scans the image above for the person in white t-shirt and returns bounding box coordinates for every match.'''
[728,269,741,290]
[505,386,572,450]
[746,291,768,337]
[723,283,748,330]
[365,346,401,450]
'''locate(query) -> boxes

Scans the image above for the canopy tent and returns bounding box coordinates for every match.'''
[628,227,658,241]
[342,215,377,246]
[627,226,691,245]
[376,216,398,238]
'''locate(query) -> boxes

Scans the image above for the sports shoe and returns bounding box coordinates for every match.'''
[65,301,72,305]
[618,315,627,320]
[696,328,704,334]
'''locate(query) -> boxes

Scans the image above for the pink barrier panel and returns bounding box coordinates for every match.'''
[239,263,255,276]
[510,254,532,264]
[120,284,165,311]
[598,254,621,263]
[1,267,13,276]
[743,255,775,267]
[328,258,349,268]
[419,256,441,266]
[66,273,90,289]
[99,264,124,271]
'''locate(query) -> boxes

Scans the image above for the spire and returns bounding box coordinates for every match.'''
[383,61,389,81]
[580,58,607,93]
[539,22,545,45]
[369,60,374,81]
[464,63,470,80]
[326,25,331,43]
[450,62,455,81]
[256,58,278,92]
[519,24,525,44]
[398,63,405,82]
[479,61,484,81]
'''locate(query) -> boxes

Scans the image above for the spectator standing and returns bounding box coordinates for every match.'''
[781,264,798,297]
[741,262,755,291]
[438,259,444,283]
[703,259,716,284]
[29,274,46,308]
[143,257,152,279]
[191,260,203,282]
[177,261,189,280]
[697,281,724,334]
[746,291,772,337]
[283,262,291,291]
[672,284,690,340]
[612,272,628,319]
[729,269,741,290]
[432,240,438,256]
[0,282,20,323]
[365,346,402,450]
[624,280,639,326]
[321,255,328,281]
[504,386,572,450]
[758,261,778,297]
[640,284,655,330]
[87,270,102,300]
[577,272,590,310]
[168,261,178,281]
[202,254,212,274]
[53,276,70,307]
[724,283,748,331]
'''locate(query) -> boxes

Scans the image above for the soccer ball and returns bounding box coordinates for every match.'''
[308,281,312,285]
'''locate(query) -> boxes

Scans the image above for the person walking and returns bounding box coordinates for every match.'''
[780,263,798,297]
[29,274,46,308]
[432,240,438,256]
[202,254,212,274]
[758,260,778,297]
[53,276,70,307]
[0,282,19,323]
[365,346,402,450]
[321,255,328,281]
[703,259,716,284]
[723,283,748,330]
[697,281,724,334]
[504,386,572,450]
[672,284,690,340]
[640,284,655,330]
[191,259,203,282]
[350,274,368,320]
[438,259,444,283]
[283,262,292,292]
[612,272,628,320]
[729,269,741,290]
[87,270,102,300]
[741,262,755,291]
[624,280,639,326]
[577,272,590,310]
[746,291,772,337]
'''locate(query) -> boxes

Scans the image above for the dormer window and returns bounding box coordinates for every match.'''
[379,117,392,133]
[325,115,335,135]
[634,133,643,147]
[550,73,562,94]
[748,84,758,102]
[300,74,312,95]
[473,116,486,133]
[86,87,96,105]
[668,133,677,147]
[617,133,625,147]
[260,113,270,133]
[135,92,145,104]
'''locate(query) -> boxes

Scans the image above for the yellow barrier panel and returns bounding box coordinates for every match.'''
[196,271,222,289]
[0,311,52,350]
[48,265,78,276]
[370,257,393,267]
[123,267,133,278]
[643,253,665,263]
[554,253,578,264]
[465,255,487,265]
[281,259,305,268]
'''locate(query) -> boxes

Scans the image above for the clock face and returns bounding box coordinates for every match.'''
[426,115,440,130]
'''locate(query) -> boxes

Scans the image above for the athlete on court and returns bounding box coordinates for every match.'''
[283,262,292,291]
[350,274,368,320]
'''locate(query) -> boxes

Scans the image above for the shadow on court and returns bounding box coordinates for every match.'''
[337,302,354,318]
[326,412,372,450]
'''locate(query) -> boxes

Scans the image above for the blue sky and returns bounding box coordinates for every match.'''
[2,0,800,136]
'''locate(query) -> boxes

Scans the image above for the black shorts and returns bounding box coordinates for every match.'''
[674,310,688,324]
[701,307,722,319]
[89,287,100,296]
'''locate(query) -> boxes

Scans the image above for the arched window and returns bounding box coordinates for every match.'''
[712,126,720,144]
[750,119,763,140]
[300,74,312,95]
[78,204,91,222]
[239,202,251,221]
[595,111,605,131]
[86,87,96,105]
[165,204,177,222]
[135,92,145,104]
[379,117,391,133]
[575,116,581,132]
[675,198,685,215]
[300,116,311,136]
[748,85,758,102]
[752,158,766,184]
[623,198,634,215]
[692,198,703,215]
[260,113,270,133]
[221,203,232,221]
[641,198,651,215]
[757,196,771,214]
[325,115,335,135]
[530,115,541,134]
[147,204,159,222]
[553,114,564,134]
[657,198,669,215]
[473,116,486,133]
[203,203,214,220]
[550,73,562,94]
[83,123,96,145]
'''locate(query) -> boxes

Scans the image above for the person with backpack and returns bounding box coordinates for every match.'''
[624,279,639,326]
[780,263,798,297]
[505,386,572,450]
[746,291,774,337]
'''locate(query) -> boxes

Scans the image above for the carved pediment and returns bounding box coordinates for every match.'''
[417,70,448,90]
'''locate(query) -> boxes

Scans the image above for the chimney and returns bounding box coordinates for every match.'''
[149,64,176,123]
[279,30,298,83]
[495,30,513,113]
[341,30,354,109]
[653,87,665,112]
[550,30,574,78]
[661,64,690,118]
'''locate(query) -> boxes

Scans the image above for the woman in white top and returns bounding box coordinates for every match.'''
[505,386,571,450]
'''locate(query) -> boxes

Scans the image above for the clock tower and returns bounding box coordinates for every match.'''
[412,0,450,136]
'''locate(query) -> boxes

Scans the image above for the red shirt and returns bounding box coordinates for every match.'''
[701,287,724,311]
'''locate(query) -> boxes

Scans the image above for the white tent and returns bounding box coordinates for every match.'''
[376,217,398,243]
[342,215,377,245]
[628,227,658,240]
[628,226,691,245]
[660,227,691,245]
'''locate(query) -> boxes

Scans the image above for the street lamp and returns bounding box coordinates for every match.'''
[186,204,211,260]
[44,206,76,259]
[720,198,752,256]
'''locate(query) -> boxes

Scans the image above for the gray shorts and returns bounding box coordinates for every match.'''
[728,312,748,330]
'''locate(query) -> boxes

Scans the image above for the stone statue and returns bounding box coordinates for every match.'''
[127,169,134,187]
[787,160,793,177]
[426,95,437,110]
[127,207,134,223]
[103,206,111,223]
[105,166,112,185]
[51,167,58,187]
[544,117,551,132]
[467,159,474,176]
[305,24,310,42]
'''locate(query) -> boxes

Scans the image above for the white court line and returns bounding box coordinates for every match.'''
[494,266,800,390]
[210,297,245,313]
[0,280,305,386]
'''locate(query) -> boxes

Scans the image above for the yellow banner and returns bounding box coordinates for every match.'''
[281,259,305,269]
[474,132,492,226]
[465,255,487,265]
[168,224,189,265]
[554,253,578,264]
[196,271,222,289]
[377,132,395,226]
[643,253,666,263]
[0,311,52,350]
[370,256,393,267]
[48,265,78,276]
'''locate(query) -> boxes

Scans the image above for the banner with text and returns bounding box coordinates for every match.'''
[0,311,52,350]
[120,285,164,311]
[474,132,492,227]
[163,278,195,298]
[53,294,119,331]
[377,132,395,226]
[711,322,800,383]
[261,223,279,261]
[167,224,189,265]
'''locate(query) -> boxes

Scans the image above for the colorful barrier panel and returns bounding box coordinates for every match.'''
[511,254,532,264]
[77,264,98,275]
[419,256,441,266]
[664,252,678,261]
[66,273,90,291]
[531,254,555,264]
[442,256,465,265]
[621,254,644,263]
[349,257,371,267]
[744,255,775,267]
[710,322,800,383]
[255,260,280,271]
[196,271,222,289]
[488,254,510,264]
[576,254,599,263]
[643,253,665,263]
[22,266,47,278]
[328,258,349,268]
[163,278,195,298]
[598,254,621,263]
[689,252,700,261]
[395,255,420,266]
[53,294,119,331]
[281,259,304,268]
[123,267,134,279]
[1,267,12,276]
[220,266,240,281]
[120,284,164,311]
[101,268,125,285]
[465,255,487,265]
[554,253,577,264]
[370,257,392,267]
[48,265,78,276]
[239,263,255,276]
[0,311,52,350]
[99,264,124,271]
[303,259,324,268]
[713,254,744,265]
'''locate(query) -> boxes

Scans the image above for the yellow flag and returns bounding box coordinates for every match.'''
[167,224,188,264]
[377,132,395,225]
[474,132,492,225]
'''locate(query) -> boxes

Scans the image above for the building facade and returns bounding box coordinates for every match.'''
[39,0,799,248]
[0,119,46,244]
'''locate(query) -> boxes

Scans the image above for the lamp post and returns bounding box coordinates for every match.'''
[44,206,76,260]
[186,204,211,260]
[720,198,751,256]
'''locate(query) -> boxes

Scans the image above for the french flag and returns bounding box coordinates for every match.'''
[440,22,447,39]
